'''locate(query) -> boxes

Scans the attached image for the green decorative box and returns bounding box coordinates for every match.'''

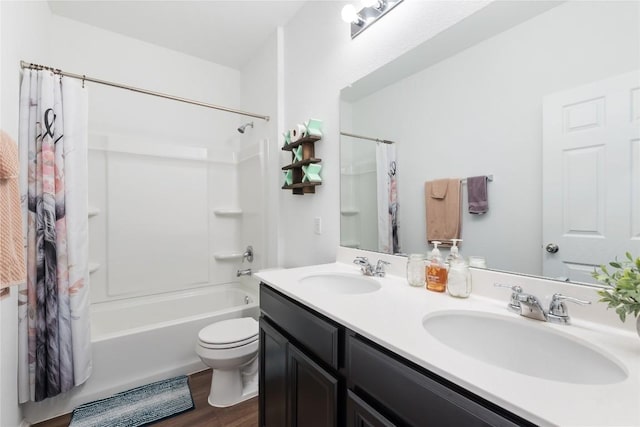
[305,118,323,137]
[302,164,322,183]
[283,169,293,186]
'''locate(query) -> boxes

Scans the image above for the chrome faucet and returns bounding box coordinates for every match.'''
[516,292,547,321]
[242,246,254,263]
[353,257,390,277]
[494,284,590,324]
[547,293,591,324]
[374,260,390,277]
[237,268,252,277]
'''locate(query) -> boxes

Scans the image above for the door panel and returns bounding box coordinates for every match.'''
[543,70,640,282]
[259,318,289,427]
[288,344,339,427]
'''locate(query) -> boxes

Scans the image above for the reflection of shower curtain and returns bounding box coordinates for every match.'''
[376,142,399,254]
[18,70,92,402]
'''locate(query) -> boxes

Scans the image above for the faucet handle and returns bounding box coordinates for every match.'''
[353,256,369,264]
[548,293,591,324]
[374,260,390,277]
[494,283,523,313]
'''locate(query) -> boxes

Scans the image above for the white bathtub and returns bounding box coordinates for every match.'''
[23,282,259,424]
[91,283,258,339]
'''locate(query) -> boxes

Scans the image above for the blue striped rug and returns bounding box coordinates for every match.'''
[69,375,194,427]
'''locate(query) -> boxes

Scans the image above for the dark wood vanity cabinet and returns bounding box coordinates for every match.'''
[259,283,534,427]
[259,284,341,427]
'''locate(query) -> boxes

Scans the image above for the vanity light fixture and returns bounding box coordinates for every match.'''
[341,0,403,39]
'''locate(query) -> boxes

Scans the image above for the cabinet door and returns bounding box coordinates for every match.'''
[347,390,396,427]
[259,318,289,427]
[288,344,339,427]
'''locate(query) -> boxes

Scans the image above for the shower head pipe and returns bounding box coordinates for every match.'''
[238,122,254,133]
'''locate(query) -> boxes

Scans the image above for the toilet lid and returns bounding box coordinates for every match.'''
[198,317,258,345]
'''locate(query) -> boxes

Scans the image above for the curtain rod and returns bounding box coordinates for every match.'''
[20,60,270,122]
[340,131,395,144]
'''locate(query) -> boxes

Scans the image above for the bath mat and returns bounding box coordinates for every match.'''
[69,375,194,427]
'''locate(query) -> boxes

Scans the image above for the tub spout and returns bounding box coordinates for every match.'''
[237,268,252,277]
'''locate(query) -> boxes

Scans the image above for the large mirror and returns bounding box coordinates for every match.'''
[340,1,640,285]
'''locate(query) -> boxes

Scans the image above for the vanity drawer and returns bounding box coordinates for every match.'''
[346,334,526,427]
[260,283,340,369]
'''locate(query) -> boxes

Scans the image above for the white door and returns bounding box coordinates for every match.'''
[543,70,640,283]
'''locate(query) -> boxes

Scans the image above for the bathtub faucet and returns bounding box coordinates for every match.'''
[237,268,252,277]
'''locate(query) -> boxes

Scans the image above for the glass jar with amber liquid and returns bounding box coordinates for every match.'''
[426,241,448,292]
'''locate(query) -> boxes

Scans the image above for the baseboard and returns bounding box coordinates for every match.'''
[20,419,31,427]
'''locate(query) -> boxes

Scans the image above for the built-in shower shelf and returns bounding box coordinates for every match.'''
[340,209,360,216]
[213,209,243,217]
[88,207,100,217]
[341,241,360,249]
[89,262,101,274]
[213,252,244,261]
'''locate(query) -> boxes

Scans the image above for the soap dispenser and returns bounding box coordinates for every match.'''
[446,239,471,298]
[445,239,463,266]
[426,241,448,292]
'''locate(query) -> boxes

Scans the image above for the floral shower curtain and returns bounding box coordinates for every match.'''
[17,69,92,402]
[376,142,399,254]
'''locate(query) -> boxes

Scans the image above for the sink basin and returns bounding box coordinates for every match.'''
[299,273,381,295]
[422,311,627,385]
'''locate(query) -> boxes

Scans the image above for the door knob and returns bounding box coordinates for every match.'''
[545,243,559,254]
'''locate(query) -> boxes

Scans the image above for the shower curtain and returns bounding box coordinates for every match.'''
[17,69,92,402]
[376,142,399,254]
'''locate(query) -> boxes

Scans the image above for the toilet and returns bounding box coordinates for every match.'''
[196,317,259,407]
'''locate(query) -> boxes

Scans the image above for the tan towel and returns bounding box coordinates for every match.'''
[425,178,461,247]
[0,130,26,289]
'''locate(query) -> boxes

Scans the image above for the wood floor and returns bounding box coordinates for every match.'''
[33,370,258,427]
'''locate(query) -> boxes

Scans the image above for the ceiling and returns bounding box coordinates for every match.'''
[48,1,307,69]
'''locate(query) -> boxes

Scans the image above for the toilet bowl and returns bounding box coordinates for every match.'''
[196,317,259,407]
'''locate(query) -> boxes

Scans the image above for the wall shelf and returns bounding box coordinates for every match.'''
[282,134,322,195]
[88,207,100,217]
[213,209,243,217]
[89,262,101,274]
[281,158,322,170]
[281,182,322,195]
[213,252,244,261]
[282,135,321,151]
[340,241,361,249]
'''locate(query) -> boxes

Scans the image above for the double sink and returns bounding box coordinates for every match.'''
[299,272,628,386]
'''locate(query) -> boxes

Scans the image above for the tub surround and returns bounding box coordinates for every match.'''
[256,249,640,427]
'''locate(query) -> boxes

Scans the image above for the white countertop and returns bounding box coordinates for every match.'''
[256,260,640,427]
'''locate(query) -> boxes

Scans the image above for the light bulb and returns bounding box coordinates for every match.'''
[341,4,360,24]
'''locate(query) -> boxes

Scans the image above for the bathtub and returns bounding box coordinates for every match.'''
[23,281,259,424]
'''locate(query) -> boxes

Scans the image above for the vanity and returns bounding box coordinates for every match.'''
[256,250,640,427]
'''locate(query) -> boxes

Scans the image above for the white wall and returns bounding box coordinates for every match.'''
[280,1,491,267]
[43,15,250,303]
[0,2,53,425]
[48,15,243,147]
[348,1,640,275]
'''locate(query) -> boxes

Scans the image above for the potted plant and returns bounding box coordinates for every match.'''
[592,252,640,337]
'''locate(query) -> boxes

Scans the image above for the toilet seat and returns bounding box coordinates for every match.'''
[198,317,258,349]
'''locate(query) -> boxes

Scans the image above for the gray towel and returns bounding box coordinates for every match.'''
[467,176,488,214]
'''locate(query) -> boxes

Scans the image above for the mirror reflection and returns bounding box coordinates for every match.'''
[340,1,640,285]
